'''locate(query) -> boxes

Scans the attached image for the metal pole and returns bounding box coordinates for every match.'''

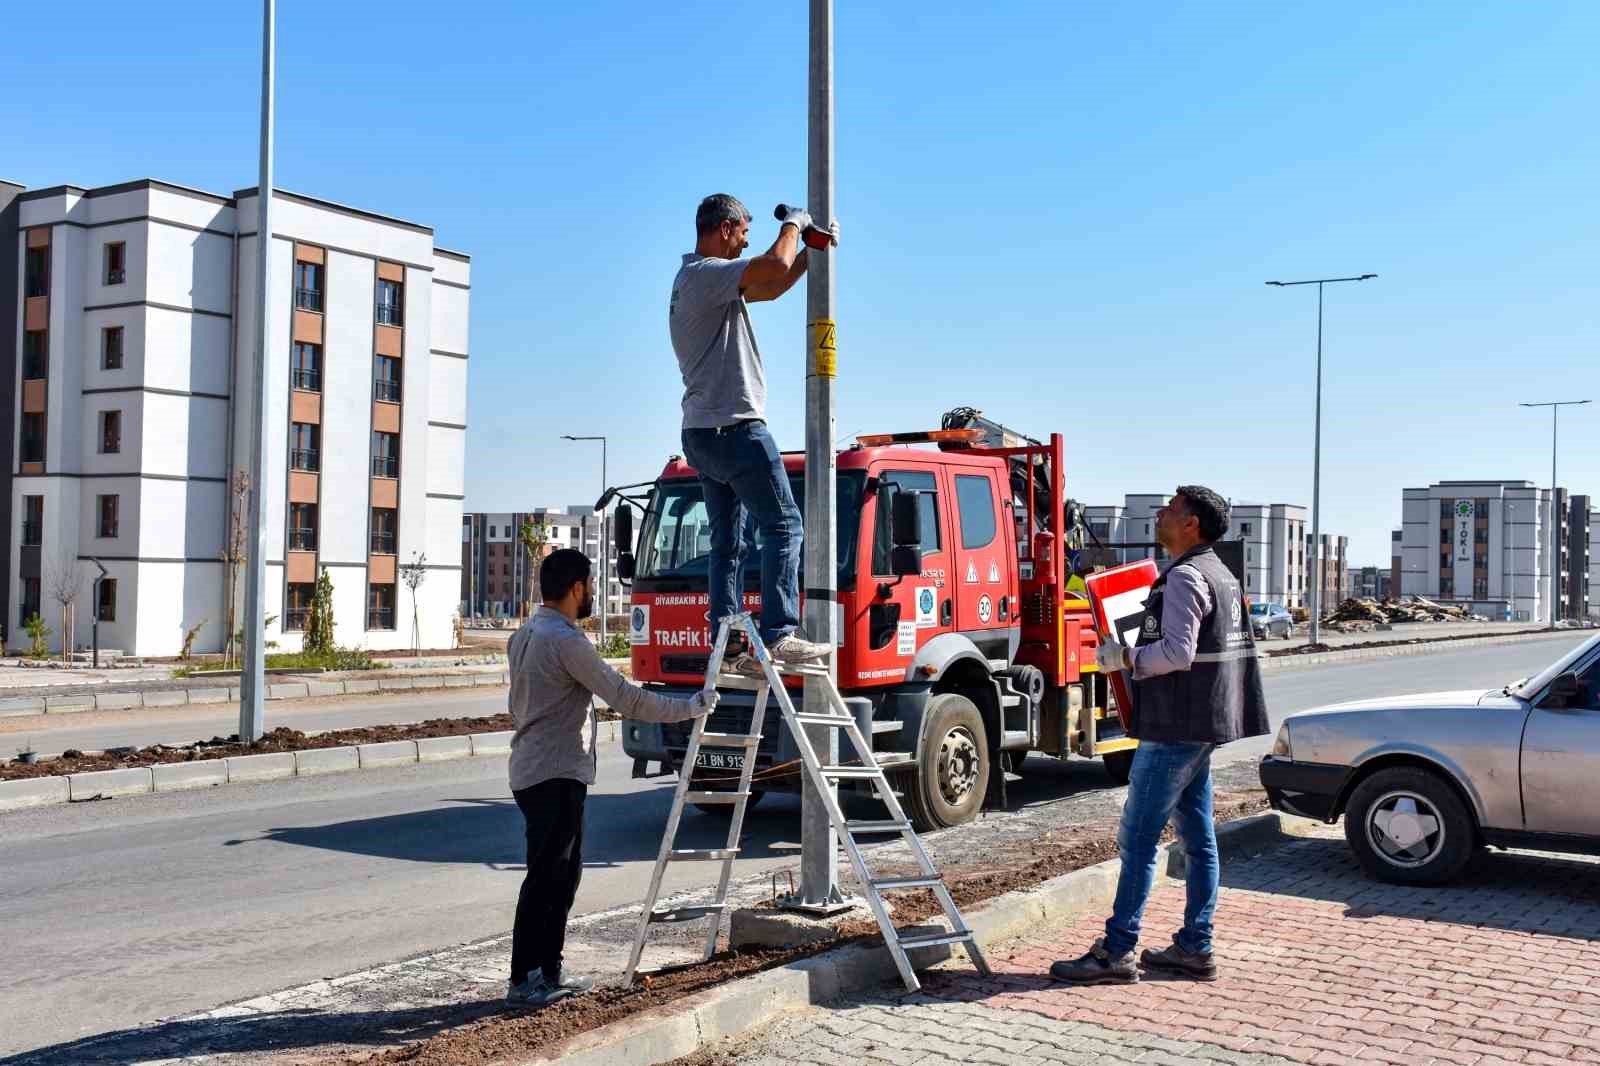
[239,0,274,743]
[600,437,608,645]
[796,0,842,910]
[1309,283,1323,645]
[1551,407,1558,629]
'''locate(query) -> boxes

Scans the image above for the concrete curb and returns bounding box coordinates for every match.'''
[1257,628,1577,674]
[0,720,625,815]
[519,811,1305,1066]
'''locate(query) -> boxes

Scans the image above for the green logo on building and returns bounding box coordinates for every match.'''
[1456,501,1473,517]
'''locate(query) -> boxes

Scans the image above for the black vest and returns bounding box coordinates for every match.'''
[1129,544,1270,745]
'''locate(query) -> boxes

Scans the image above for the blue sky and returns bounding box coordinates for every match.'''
[4,1,1596,565]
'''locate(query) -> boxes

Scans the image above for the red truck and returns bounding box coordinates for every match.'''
[614,409,1135,831]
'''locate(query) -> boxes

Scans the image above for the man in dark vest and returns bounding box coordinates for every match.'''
[1050,485,1269,985]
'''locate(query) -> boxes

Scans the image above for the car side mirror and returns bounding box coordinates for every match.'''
[891,492,922,548]
[1540,671,1582,709]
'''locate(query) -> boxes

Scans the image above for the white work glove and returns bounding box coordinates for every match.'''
[1094,641,1130,674]
[827,219,841,246]
[688,689,720,716]
[779,206,814,233]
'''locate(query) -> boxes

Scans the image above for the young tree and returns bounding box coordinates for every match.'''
[400,552,427,654]
[518,515,549,618]
[46,555,83,661]
[221,470,251,668]
[303,567,336,656]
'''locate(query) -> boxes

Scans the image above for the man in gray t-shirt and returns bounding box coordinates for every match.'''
[668,194,831,671]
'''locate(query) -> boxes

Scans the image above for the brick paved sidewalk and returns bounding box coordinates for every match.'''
[728,825,1600,1066]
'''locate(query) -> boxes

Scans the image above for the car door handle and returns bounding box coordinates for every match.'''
[941,598,953,626]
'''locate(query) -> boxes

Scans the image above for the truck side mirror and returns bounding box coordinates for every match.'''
[612,508,635,584]
[891,492,922,548]
[890,546,923,577]
[1540,671,1582,709]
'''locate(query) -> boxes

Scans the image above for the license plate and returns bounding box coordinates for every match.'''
[694,750,745,771]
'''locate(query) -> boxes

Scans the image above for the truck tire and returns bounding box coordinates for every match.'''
[692,790,764,817]
[1343,767,1475,885]
[1102,749,1134,785]
[900,693,990,832]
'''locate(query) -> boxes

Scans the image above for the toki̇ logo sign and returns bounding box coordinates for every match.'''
[1454,500,1474,565]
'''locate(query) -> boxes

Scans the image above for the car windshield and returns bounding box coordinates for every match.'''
[1249,604,1269,616]
[1511,632,1600,698]
[635,472,866,586]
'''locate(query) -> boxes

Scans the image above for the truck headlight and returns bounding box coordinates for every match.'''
[1270,722,1292,759]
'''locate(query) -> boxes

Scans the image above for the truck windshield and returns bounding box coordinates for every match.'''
[636,472,865,587]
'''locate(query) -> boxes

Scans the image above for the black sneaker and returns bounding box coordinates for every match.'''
[1048,937,1138,985]
[1139,935,1218,981]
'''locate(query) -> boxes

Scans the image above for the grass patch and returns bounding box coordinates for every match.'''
[169,647,385,677]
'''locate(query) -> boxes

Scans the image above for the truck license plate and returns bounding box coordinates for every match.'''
[694,750,745,771]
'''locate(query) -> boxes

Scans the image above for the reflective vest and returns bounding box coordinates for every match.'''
[1129,544,1270,744]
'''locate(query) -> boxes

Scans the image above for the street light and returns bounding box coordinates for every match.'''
[1520,399,1590,628]
[1266,273,1377,646]
[562,435,608,648]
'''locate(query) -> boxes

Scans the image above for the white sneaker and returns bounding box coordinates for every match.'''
[768,633,831,664]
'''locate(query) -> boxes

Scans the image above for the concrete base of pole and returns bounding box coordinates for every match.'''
[775,891,857,918]
[730,901,881,950]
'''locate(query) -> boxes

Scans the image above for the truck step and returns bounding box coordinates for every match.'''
[683,791,752,804]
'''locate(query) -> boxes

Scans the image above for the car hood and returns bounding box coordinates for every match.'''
[1302,688,1522,716]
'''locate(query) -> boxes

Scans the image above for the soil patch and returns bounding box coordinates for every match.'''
[1,708,621,781]
[315,791,1268,1066]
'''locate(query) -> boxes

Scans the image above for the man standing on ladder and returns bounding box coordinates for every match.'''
[670,194,834,675]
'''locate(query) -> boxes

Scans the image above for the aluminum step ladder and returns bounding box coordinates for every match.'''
[623,612,990,992]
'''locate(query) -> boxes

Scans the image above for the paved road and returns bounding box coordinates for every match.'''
[0,636,1586,1057]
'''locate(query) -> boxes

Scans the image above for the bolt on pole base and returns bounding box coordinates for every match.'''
[777,888,857,917]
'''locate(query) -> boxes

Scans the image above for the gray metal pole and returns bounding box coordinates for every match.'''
[1551,407,1558,629]
[600,437,608,644]
[239,0,274,743]
[1309,283,1323,645]
[797,0,842,910]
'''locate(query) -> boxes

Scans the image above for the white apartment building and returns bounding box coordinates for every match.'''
[10,178,468,655]
[1399,481,1571,623]
[461,506,626,621]
[1591,509,1600,620]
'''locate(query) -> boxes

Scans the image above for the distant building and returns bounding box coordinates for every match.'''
[1307,532,1349,609]
[1349,566,1392,600]
[461,507,627,620]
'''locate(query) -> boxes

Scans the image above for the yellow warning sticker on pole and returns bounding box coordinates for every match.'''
[810,319,837,378]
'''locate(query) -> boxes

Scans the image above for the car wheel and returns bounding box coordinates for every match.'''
[1343,767,1476,884]
[692,790,764,816]
[1102,749,1134,785]
[1282,622,1295,640]
[900,693,990,832]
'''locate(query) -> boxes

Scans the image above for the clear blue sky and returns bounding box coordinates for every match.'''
[5,1,1596,565]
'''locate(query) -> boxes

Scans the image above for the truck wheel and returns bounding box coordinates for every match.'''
[1102,749,1134,785]
[901,693,989,832]
[1343,767,1475,885]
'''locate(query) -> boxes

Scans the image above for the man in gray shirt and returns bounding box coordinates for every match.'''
[504,548,716,1007]
[669,193,833,673]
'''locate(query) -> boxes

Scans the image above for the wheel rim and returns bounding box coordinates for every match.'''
[1366,790,1445,867]
[936,725,981,806]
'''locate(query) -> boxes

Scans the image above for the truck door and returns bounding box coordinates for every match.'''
[949,468,1018,661]
[857,468,951,678]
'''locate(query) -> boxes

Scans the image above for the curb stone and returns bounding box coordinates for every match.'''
[416,735,473,762]
[0,775,69,809]
[152,758,228,792]
[226,751,297,783]
[357,740,419,768]
[295,746,360,776]
[67,766,153,800]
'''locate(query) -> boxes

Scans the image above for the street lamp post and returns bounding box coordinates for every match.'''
[562,435,608,647]
[1266,274,1377,646]
[1520,399,1590,628]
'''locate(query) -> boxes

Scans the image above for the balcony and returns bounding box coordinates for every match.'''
[21,522,41,547]
[370,531,396,554]
[371,455,399,478]
[292,368,321,391]
[374,379,401,403]
[367,608,394,630]
[295,288,324,312]
[20,442,45,465]
[375,304,403,327]
[289,527,317,551]
[290,449,320,472]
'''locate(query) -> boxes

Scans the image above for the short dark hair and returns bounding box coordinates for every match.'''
[540,548,592,603]
[696,193,751,237]
[1175,485,1230,542]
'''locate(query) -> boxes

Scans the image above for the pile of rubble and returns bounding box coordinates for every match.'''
[1322,596,1479,632]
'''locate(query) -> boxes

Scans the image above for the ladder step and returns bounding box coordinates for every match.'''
[793,713,853,727]
[898,930,976,950]
[649,904,733,923]
[697,732,762,747]
[846,820,912,835]
[872,876,944,890]
[670,849,739,861]
[820,766,883,780]
[683,791,752,804]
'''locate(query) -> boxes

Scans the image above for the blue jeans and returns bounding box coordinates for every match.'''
[1103,740,1219,957]
[680,421,802,646]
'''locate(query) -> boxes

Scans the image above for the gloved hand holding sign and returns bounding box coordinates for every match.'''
[1094,640,1131,674]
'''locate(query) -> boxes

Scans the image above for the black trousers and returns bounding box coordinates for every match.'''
[510,777,587,985]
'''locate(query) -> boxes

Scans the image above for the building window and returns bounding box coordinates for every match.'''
[292,343,321,391]
[97,578,117,622]
[285,583,313,631]
[20,577,41,626]
[371,431,399,477]
[24,246,48,298]
[489,525,496,538]
[22,496,43,547]
[368,584,395,629]
[22,331,47,380]
[102,326,125,370]
[294,261,323,312]
[376,278,404,326]
[291,423,320,471]
[1240,522,1252,536]
[289,503,318,551]
[98,494,120,538]
[100,410,122,454]
[370,508,397,554]
[373,355,402,402]
[20,414,45,464]
[104,242,126,285]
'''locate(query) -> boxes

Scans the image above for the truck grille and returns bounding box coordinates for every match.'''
[663,700,782,762]
[661,654,709,676]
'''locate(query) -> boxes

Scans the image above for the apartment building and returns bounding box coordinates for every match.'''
[0,180,20,636]
[1307,531,1349,608]
[9,178,468,655]
[461,506,627,620]
[1399,480,1590,623]
[1226,503,1309,608]
[1590,509,1600,620]
[1348,565,1392,600]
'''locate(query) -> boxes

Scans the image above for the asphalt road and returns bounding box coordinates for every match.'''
[0,635,1586,1057]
